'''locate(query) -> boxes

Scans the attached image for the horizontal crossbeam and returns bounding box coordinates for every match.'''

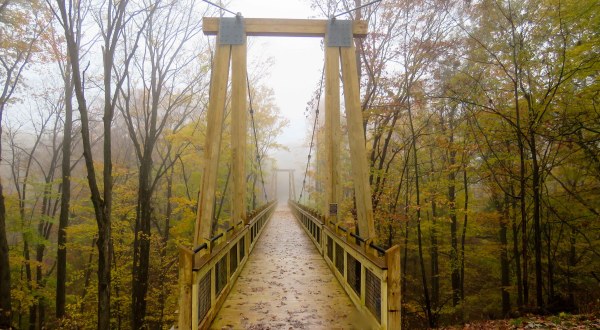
[203,17,368,37]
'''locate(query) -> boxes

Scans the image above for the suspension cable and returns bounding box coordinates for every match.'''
[246,74,270,203]
[332,0,382,18]
[201,0,239,16]
[298,66,325,203]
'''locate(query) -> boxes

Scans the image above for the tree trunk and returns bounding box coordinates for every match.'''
[430,203,439,308]
[501,193,511,316]
[406,84,433,327]
[546,224,554,302]
[449,156,460,307]
[530,133,544,310]
[0,183,10,328]
[132,154,153,330]
[0,103,12,322]
[460,168,468,302]
[56,59,73,320]
[55,0,115,325]
[511,185,523,308]
[429,149,439,308]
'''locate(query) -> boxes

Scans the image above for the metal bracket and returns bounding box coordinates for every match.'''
[218,16,245,45]
[326,19,353,47]
[329,203,338,216]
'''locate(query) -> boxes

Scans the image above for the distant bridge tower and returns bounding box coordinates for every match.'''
[272,169,297,201]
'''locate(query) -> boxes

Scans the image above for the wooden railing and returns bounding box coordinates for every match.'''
[289,200,401,330]
[178,201,276,329]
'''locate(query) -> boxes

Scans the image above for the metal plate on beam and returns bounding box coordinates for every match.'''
[327,19,352,47]
[219,17,246,45]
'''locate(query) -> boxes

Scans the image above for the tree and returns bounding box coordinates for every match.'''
[0,0,43,326]
[53,0,151,326]
[116,1,203,326]
[43,3,81,318]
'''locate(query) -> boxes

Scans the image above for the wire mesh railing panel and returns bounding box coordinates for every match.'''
[215,256,227,297]
[288,201,400,330]
[327,236,333,261]
[335,242,344,275]
[346,253,361,296]
[198,272,211,322]
[365,268,382,322]
[239,236,246,260]
[230,244,238,275]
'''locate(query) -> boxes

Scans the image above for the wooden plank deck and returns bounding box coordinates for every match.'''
[211,203,365,329]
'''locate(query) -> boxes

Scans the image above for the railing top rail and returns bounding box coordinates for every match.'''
[289,201,387,269]
[193,201,276,270]
[322,225,387,269]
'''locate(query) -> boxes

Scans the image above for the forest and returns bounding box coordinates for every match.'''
[0,0,599,329]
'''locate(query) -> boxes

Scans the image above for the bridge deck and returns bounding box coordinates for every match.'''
[211,203,360,329]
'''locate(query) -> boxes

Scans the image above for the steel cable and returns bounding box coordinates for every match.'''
[298,66,325,203]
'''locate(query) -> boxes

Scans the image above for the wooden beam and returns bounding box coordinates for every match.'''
[195,44,231,246]
[231,42,248,227]
[324,46,341,225]
[386,245,401,329]
[340,45,376,240]
[203,17,368,38]
[177,247,193,330]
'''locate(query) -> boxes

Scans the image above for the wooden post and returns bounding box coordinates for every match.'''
[231,42,248,227]
[290,170,296,200]
[324,46,341,228]
[271,171,279,200]
[386,245,401,329]
[194,44,232,246]
[288,171,292,201]
[340,45,375,241]
[178,247,194,330]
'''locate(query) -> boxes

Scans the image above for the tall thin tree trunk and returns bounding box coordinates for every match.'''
[530,133,544,309]
[429,149,439,308]
[501,193,511,316]
[508,2,529,304]
[56,62,73,320]
[55,0,115,325]
[132,152,153,330]
[546,224,554,302]
[406,83,433,327]
[0,182,10,328]
[430,203,439,308]
[449,155,459,307]
[511,185,523,308]
[0,104,12,322]
[460,168,468,302]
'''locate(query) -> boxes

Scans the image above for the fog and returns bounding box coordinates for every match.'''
[229,0,324,203]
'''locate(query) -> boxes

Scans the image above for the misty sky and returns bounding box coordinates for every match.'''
[226,0,325,200]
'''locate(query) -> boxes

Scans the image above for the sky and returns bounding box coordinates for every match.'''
[224,0,326,200]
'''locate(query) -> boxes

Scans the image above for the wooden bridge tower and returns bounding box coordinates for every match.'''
[178,16,399,330]
[272,168,297,201]
[194,15,375,250]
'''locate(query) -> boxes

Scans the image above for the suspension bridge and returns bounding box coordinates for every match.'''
[177,11,400,330]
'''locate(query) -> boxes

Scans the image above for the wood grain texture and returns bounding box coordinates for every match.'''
[195,44,231,246]
[203,17,368,37]
[324,46,341,225]
[340,45,376,240]
[231,43,248,227]
[386,245,401,329]
[211,205,361,329]
[178,247,194,330]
